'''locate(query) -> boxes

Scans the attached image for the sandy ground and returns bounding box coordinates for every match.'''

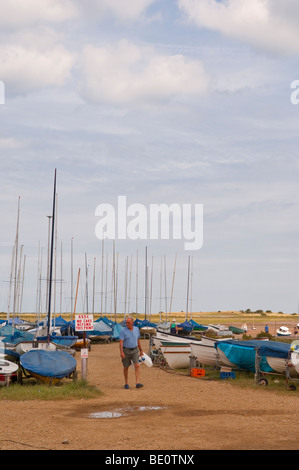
[1,322,299,451]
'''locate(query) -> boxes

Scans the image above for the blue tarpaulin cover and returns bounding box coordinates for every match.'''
[95,316,114,327]
[37,335,78,347]
[216,340,291,373]
[189,319,208,331]
[134,319,157,328]
[0,347,20,360]
[178,321,193,332]
[51,315,68,327]
[20,350,76,378]
[91,320,113,336]
[0,326,35,344]
[112,322,123,340]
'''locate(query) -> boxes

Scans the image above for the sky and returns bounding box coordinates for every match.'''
[1,0,299,317]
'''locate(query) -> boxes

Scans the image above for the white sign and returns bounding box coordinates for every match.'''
[81,348,89,359]
[75,314,94,331]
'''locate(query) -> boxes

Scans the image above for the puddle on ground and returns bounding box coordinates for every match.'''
[88,406,166,419]
[89,411,123,419]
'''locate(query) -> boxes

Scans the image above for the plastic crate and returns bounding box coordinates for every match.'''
[220,371,235,379]
[190,368,205,378]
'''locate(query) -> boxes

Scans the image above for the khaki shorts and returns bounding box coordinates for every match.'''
[122,347,139,368]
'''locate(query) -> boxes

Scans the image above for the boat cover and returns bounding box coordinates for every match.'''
[112,323,123,340]
[216,340,291,373]
[189,319,208,331]
[51,315,68,327]
[178,321,193,333]
[0,346,20,360]
[95,316,114,327]
[91,320,113,336]
[37,335,78,347]
[20,350,76,378]
[0,327,35,344]
[229,325,245,334]
[134,319,157,328]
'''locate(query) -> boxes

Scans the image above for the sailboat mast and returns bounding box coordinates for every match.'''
[145,246,148,320]
[12,196,20,329]
[186,255,190,322]
[47,169,57,338]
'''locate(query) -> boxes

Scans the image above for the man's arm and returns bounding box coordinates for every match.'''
[137,338,143,356]
[120,339,125,359]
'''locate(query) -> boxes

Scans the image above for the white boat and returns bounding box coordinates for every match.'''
[190,341,235,368]
[160,344,191,369]
[15,340,56,356]
[156,322,171,333]
[291,351,299,374]
[216,348,238,368]
[266,356,297,377]
[290,341,299,374]
[207,324,233,337]
[140,326,157,337]
[201,335,233,346]
[154,330,199,348]
[216,339,299,377]
[0,359,19,387]
[276,326,292,337]
[190,342,218,367]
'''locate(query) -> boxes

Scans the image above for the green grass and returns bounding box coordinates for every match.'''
[169,367,299,394]
[201,369,299,394]
[0,379,102,401]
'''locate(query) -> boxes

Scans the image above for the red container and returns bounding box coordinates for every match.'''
[190,368,205,378]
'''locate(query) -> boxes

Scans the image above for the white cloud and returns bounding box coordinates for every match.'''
[0,137,23,149]
[79,39,209,105]
[74,0,159,22]
[178,0,299,55]
[0,44,75,94]
[0,0,77,28]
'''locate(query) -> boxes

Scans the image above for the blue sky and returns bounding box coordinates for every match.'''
[1,0,299,316]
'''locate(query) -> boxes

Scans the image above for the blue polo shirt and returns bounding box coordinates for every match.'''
[120,326,140,348]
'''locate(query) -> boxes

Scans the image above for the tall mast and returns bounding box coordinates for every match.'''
[135,249,138,318]
[92,257,96,314]
[100,239,104,316]
[47,168,57,338]
[12,196,20,328]
[169,253,177,317]
[85,253,89,314]
[144,246,148,320]
[186,255,190,322]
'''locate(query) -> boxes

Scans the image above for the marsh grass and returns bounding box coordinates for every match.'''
[0,379,102,401]
[170,367,299,394]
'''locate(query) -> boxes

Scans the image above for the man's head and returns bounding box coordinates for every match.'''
[126,317,134,329]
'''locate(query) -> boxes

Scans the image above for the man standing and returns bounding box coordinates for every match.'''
[119,317,143,389]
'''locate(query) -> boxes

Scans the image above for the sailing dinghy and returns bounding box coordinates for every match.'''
[20,349,77,385]
[0,359,19,387]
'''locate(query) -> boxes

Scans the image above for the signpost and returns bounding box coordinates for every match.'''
[75,314,94,380]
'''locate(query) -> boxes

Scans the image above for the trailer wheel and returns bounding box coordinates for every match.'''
[258,377,268,386]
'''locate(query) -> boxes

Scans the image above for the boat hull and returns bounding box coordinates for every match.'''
[154,330,199,348]
[0,359,19,387]
[266,357,298,377]
[16,340,56,356]
[190,342,217,366]
[191,342,235,367]
[160,345,191,369]
[140,327,157,337]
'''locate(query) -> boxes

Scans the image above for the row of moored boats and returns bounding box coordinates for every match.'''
[150,328,299,380]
